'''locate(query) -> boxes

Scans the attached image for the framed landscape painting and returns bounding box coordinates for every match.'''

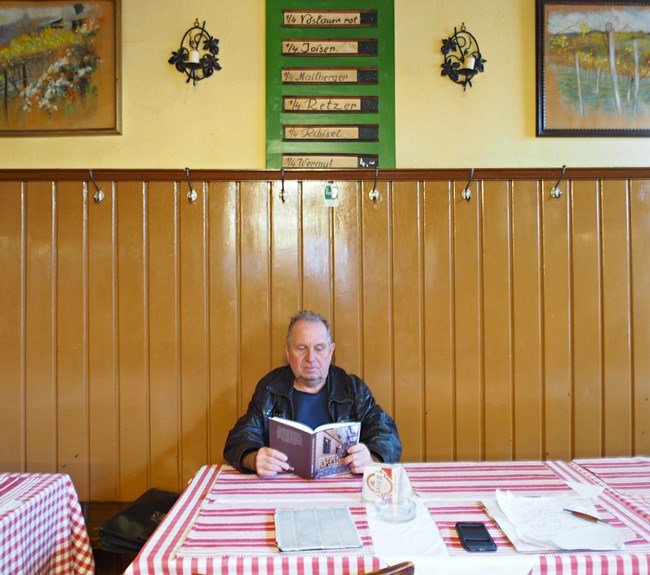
[0,0,121,136]
[537,0,650,136]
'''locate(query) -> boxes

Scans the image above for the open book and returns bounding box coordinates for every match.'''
[269,416,361,479]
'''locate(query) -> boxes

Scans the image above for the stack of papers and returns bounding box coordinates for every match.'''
[274,507,362,552]
[482,490,631,552]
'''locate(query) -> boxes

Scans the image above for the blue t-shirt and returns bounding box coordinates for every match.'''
[293,385,330,429]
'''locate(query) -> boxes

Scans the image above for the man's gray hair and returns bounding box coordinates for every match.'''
[286,310,332,344]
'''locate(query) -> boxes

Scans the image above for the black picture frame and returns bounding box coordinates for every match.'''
[537,0,650,137]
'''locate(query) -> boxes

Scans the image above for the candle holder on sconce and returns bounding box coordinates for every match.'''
[440,23,485,91]
[168,19,222,86]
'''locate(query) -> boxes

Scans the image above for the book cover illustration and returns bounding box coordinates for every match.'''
[269,417,361,479]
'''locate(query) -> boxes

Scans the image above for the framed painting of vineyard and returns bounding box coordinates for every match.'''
[537,0,650,136]
[0,0,120,136]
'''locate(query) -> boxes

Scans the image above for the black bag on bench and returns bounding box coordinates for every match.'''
[99,488,180,553]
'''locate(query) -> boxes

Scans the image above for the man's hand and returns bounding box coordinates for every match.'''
[343,443,374,474]
[243,447,292,477]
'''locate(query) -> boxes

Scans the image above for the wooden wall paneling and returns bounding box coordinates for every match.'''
[87,178,119,500]
[270,179,300,364]
[541,178,572,460]
[360,178,393,414]
[147,181,180,490]
[25,181,56,472]
[600,180,633,455]
[56,181,88,493]
[179,180,210,484]
[391,180,425,460]
[0,181,24,470]
[331,180,362,376]
[300,181,334,319]
[453,179,482,460]
[208,181,241,463]
[481,180,514,460]
[630,179,650,455]
[511,180,544,460]
[570,180,603,457]
[116,181,149,498]
[422,180,455,461]
[239,182,272,405]
[3,169,650,497]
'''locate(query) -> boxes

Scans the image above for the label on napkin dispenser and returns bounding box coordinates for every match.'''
[363,464,398,502]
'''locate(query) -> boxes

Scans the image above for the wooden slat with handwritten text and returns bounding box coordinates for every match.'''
[283,10,377,27]
[283,96,378,113]
[281,154,378,169]
[281,68,378,84]
[283,125,379,141]
[282,39,378,56]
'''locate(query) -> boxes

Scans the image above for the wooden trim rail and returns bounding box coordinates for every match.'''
[1,167,650,182]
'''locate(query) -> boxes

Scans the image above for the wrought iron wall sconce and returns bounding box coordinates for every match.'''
[169,19,221,86]
[441,23,485,90]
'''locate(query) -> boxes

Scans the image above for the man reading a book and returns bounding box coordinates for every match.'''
[223,310,402,477]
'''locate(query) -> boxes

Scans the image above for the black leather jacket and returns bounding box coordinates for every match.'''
[223,364,402,472]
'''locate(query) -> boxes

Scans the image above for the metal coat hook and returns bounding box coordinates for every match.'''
[550,164,567,199]
[89,169,104,203]
[185,167,198,203]
[368,168,380,202]
[462,168,474,201]
[279,168,287,203]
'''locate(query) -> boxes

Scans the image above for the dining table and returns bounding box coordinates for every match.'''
[0,471,95,575]
[122,458,650,575]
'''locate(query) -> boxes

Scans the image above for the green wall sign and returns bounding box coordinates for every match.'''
[266,0,396,169]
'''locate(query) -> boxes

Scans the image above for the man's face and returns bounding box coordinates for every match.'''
[284,319,335,391]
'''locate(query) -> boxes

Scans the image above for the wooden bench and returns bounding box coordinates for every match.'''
[81,501,137,575]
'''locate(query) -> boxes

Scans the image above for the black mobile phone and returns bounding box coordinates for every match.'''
[455,521,497,552]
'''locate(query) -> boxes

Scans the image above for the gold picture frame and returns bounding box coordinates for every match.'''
[537,0,650,137]
[0,0,121,136]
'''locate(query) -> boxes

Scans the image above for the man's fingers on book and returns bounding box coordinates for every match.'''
[276,458,291,470]
[257,458,291,477]
[270,448,289,461]
[263,448,292,473]
[258,447,287,462]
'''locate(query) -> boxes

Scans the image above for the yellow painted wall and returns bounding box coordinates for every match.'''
[1,0,648,169]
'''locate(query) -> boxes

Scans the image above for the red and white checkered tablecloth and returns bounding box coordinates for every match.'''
[571,457,650,543]
[207,464,366,504]
[177,465,375,557]
[404,460,578,499]
[124,465,381,575]
[574,457,650,498]
[124,461,650,575]
[0,472,94,575]
[419,459,650,575]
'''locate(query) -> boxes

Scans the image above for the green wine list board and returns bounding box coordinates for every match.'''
[266,0,395,169]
